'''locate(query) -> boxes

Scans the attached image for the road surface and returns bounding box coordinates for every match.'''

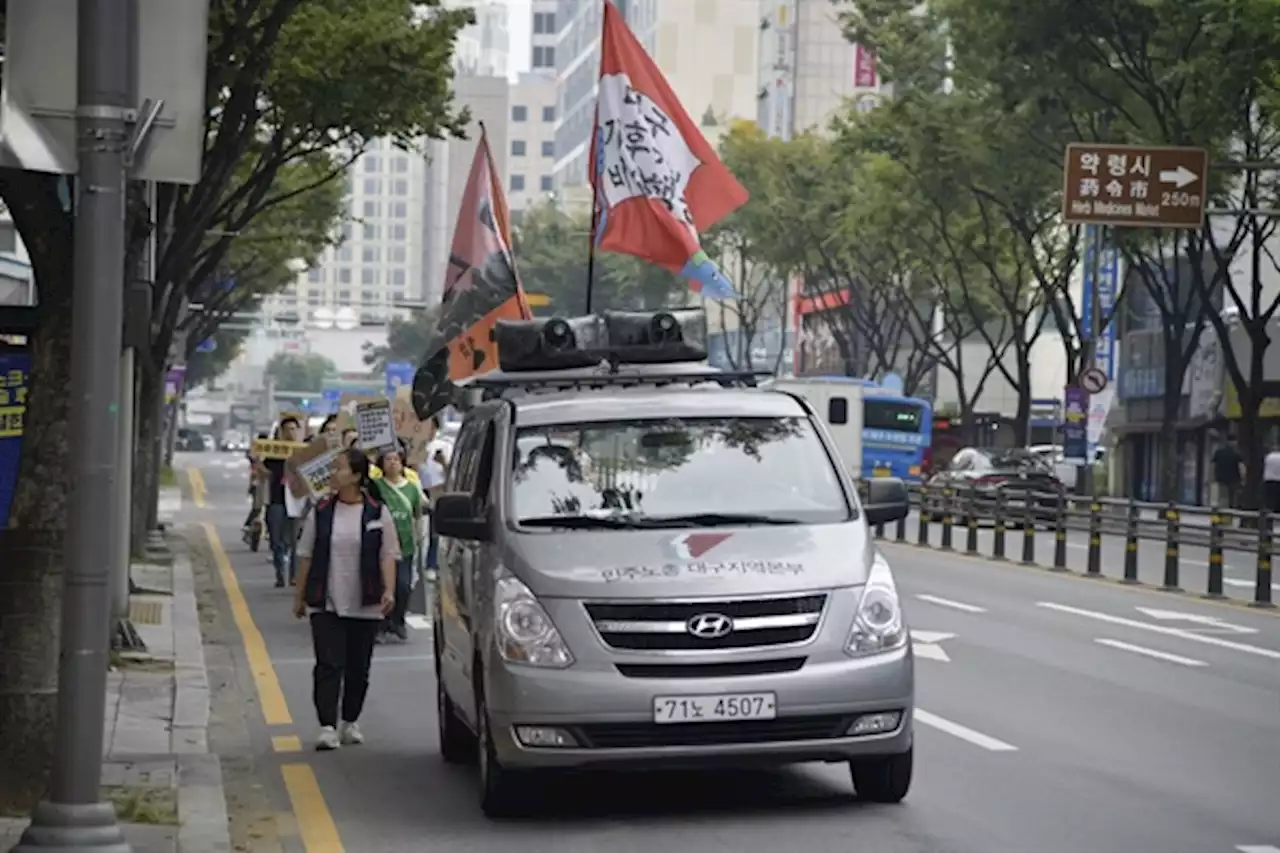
[180,451,1280,853]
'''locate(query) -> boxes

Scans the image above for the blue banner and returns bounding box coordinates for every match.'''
[0,352,30,525]
[1063,385,1088,464]
[1081,228,1119,382]
[385,362,414,398]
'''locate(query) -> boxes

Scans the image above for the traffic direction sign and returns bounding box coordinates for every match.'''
[1062,143,1209,229]
[1079,366,1107,394]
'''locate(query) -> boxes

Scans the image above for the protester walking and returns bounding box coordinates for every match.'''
[1264,440,1280,513]
[373,445,423,642]
[1210,434,1244,510]
[264,416,302,587]
[292,448,399,750]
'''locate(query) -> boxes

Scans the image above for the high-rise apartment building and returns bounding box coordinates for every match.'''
[506,73,559,215]
[553,0,761,189]
[531,0,559,74]
[757,0,886,140]
[450,0,512,78]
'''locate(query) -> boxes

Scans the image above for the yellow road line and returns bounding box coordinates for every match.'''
[272,735,303,753]
[187,467,207,508]
[281,764,345,852]
[202,522,294,725]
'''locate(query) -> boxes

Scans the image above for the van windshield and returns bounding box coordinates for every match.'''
[511,416,853,528]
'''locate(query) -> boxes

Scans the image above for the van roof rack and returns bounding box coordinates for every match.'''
[461,363,774,402]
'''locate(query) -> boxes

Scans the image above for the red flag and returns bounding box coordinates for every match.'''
[589,0,748,300]
[412,128,532,417]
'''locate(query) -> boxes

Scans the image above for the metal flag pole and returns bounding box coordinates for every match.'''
[14,0,133,849]
[583,0,611,315]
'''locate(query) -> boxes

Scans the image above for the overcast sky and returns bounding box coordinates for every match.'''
[506,0,532,77]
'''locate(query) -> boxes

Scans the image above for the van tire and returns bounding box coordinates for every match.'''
[437,677,473,765]
[475,678,529,818]
[850,747,912,803]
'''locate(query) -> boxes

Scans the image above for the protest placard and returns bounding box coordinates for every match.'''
[251,439,306,460]
[355,398,396,453]
[287,439,336,498]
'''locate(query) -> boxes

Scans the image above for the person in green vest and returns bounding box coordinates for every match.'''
[373,443,423,642]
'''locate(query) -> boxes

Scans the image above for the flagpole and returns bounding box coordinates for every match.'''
[584,0,610,315]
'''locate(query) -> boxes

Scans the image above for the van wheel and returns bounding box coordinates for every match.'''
[437,677,473,765]
[475,681,529,818]
[850,748,913,803]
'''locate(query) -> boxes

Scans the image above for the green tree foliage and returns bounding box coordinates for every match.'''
[183,328,251,390]
[363,305,443,374]
[0,0,474,808]
[265,352,336,393]
[512,202,688,315]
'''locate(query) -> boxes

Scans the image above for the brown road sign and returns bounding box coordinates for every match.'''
[1062,143,1209,228]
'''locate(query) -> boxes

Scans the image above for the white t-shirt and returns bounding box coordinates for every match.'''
[418,439,454,490]
[297,500,400,619]
[1264,450,1280,482]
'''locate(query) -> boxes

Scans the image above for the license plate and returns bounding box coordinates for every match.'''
[873,467,891,477]
[652,692,777,724]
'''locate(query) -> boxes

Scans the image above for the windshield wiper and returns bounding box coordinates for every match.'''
[639,512,802,528]
[520,515,650,529]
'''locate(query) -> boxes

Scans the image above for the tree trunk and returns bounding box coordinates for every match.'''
[1157,373,1181,503]
[0,187,74,810]
[130,361,164,555]
[1012,356,1032,447]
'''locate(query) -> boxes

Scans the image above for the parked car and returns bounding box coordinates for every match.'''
[925,446,1066,523]
[1027,444,1106,494]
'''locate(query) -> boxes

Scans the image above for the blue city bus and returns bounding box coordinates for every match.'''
[862,386,933,482]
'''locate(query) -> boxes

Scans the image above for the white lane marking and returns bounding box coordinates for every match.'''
[915,594,987,613]
[1037,602,1280,661]
[911,630,955,662]
[1223,577,1280,591]
[1236,846,1280,853]
[913,708,1018,752]
[1094,638,1207,667]
[1135,607,1258,634]
[405,614,432,630]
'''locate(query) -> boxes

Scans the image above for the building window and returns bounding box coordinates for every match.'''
[390,224,406,240]
[541,140,554,157]
[361,289,377,303]
[393,156,408,173]
[363,178,381,195]
[338,268,352,284]
[390,246,406,262]
[363,201,380,217]
[337,245,352,262]
[540,175,553,192]
[510,174,525,191]
[393,179,408,195]
[362,268,377,285]
[307,288,322,299]
[363,156,378,173]
[308,268,322,282]
[362,246,380,263]
[391,202,407,218]
[337,289,351,302]
[542,104,555,122]
[512,105,527,122]
[533,11,556,33]
[533,45,556,68]
[511,139,526,157]
[393,290,407,303]
[390,268,406,286]
[363,223,379,240]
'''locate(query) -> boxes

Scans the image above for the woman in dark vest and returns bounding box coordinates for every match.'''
[293,448,399,750]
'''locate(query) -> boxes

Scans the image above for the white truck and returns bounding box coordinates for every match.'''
[763,376,867,478]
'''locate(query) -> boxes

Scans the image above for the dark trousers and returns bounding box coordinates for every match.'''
[1266,480,1280,513]
[310,612,380,728]
[386,557,414,630]
[265,504,293,582]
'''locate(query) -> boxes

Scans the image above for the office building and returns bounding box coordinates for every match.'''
[0,205,33,307]
[531,0,558,74]
[450,0,511,78]
[553,0,761,189]
[506,73,559,215]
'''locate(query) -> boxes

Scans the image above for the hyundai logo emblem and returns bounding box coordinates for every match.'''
[686,613,733,639]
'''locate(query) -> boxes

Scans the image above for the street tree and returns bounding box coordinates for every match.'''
[265,352,336,394]
[0,0,473,809]
[363,305,443,374]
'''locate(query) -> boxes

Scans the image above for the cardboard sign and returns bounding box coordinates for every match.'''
[392,386,436,467]
[355,398,396,452]
[335,394,381,434]
[295,447,340,500]
[251,439,306,460]
[287,438,336,498]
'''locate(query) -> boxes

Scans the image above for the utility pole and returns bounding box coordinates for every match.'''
[1079,223,1105,498]
[14,0,133,849]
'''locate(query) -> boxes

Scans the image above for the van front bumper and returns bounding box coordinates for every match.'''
[484,645,913,770]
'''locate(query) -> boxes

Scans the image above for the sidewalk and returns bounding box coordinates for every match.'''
[1,532,232,852]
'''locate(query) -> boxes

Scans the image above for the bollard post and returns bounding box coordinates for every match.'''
[1021,492,1035,565]
[940,488,954,551]
[1122,498,1139,584]
[1163,502,1181,591]
[993,490,1007,561]
[1205,508,1225,599]
[917,485,931,547]
[1052,490,1068,571]
[965,484,980,554]
[1254,509,1275,608]
[1086,501,1102,576]
[895,506,907,542]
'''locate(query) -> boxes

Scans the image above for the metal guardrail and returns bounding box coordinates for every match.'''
[857,482,1276,609]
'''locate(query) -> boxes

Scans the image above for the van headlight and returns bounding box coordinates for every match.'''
[494,575,574,669]
[845,555,907,657]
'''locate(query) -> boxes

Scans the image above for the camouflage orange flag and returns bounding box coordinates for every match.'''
[412,126,533,419]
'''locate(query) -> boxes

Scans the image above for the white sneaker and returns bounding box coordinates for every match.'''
[315,726,341,751]
[339,722,364,745]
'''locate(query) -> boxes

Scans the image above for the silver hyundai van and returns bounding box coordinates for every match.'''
[429,310,914,817]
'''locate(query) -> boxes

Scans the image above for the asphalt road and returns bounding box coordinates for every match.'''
[181,451,1280,853]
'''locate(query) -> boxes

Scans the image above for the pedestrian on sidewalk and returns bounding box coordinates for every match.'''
[292,447,398,751]
[1210,434,1244,510]
[373,444,423,642]
[1264,441,1280,513]
[265,417,302,587]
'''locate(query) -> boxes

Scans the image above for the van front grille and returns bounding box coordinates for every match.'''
[585,594,826,652]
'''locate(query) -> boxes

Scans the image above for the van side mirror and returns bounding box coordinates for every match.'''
[433,492,491,542]
[864,477,909,526]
